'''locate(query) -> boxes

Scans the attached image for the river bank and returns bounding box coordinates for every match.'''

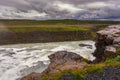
[0,20,120,45]
[0,31,94,45]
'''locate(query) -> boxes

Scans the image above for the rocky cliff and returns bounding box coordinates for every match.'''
[93,25,120,63]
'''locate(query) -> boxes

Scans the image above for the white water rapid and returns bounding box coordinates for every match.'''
[0,40,95,80]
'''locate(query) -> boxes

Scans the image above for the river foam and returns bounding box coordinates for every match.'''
[0,40,95,80]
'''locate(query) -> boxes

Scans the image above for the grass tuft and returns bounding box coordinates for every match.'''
[105,56,120,63]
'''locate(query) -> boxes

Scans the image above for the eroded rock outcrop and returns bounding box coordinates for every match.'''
[46,51,86,73]
[21,51,87,80]
[93,25,120,63]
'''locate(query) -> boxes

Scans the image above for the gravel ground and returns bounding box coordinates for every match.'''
[59,67,120,80]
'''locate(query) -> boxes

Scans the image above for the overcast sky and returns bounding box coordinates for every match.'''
[0,0,120,20]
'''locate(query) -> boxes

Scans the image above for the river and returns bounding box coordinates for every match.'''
[0,40,95,80]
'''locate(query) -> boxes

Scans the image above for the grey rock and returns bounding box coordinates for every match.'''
[79,44,93,49]
[93,25,120,63]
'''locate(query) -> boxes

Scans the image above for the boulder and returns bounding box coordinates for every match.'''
[104,46,117,58]
[49,51,82,62]
[21,51,87,80]
[46,51,86,74]
[79,43,93,49]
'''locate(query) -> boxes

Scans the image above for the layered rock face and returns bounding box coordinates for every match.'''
[93,25,120,63]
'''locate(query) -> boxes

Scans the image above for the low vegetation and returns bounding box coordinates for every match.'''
[105,56,120,63]
[1,26,89,32]
[0,19,120,25]
[40,56,120,80]
[0,19,120,32]
[116,48,120,55]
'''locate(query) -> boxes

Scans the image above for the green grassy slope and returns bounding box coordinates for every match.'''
[0,19,120,45]
[0,19,120,25]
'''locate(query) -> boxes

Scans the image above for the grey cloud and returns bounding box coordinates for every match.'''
[0,0,120,20]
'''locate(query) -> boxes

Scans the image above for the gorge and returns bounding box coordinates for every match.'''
[22,25,120,80]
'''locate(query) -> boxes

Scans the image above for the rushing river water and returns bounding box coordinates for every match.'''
[0,40,95,80]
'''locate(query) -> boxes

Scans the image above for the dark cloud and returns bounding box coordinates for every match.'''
[0,0,120,20]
